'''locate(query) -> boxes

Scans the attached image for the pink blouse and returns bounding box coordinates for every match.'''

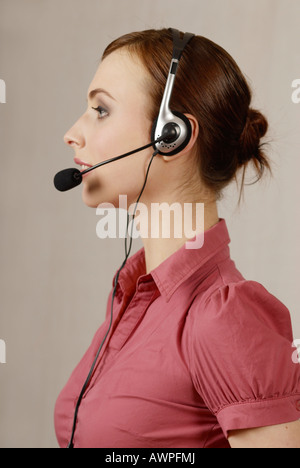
[55,219,300,448]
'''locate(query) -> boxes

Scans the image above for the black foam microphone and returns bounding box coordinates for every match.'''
[54,168,82,192]
[54,127,178,192]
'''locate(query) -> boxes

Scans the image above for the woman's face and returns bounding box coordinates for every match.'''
[64,49,154,208]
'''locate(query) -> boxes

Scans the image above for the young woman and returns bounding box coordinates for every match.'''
[54,28,300,448]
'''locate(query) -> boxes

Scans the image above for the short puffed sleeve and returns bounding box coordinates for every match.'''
[189,280,300,437]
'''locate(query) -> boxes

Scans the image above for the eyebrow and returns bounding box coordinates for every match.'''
[87,88,116,102]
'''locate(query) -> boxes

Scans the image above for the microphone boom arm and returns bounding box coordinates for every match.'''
[80,134,173,176]
[54,129,178,191]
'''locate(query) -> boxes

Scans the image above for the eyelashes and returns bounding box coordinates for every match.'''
[92,106,109,119]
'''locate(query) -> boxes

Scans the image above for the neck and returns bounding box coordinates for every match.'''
[138,198,219,274]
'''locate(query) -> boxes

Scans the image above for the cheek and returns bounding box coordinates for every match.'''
[88,126,118,163]
[81,110,153,207]
[89,119,152,164]
[81,140,152,208]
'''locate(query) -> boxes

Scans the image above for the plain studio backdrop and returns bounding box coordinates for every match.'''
[0,0,299,448]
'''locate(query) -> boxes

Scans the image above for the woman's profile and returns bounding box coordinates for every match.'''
[54,28,300,448]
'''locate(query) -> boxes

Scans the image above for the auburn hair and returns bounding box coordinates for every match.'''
[102,29,271,201]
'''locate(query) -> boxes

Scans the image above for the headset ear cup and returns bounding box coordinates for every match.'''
[151,111,192,156]
[172,111,192,154]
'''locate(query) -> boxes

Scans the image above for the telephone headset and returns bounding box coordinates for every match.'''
[54,28,195,448]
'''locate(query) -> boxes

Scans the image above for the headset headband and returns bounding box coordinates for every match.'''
[152,28,195,156]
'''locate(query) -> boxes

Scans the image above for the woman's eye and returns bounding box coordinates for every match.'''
[92,106,109,119]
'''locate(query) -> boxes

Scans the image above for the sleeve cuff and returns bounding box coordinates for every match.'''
[216,394,300,438]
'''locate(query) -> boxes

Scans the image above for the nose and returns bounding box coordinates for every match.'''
[64,119,85,149]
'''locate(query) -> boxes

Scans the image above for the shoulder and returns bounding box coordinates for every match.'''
[189,279,293,342]
[185,279,300,437]
[186,277,300,404]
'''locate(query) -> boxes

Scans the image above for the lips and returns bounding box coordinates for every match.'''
[74,157,93,172]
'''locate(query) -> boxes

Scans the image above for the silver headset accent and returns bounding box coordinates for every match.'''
[152,29,195,156]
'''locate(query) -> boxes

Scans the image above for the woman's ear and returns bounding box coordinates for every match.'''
[162,114,199,162]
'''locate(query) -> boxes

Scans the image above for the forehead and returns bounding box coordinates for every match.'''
[88,49,149,104]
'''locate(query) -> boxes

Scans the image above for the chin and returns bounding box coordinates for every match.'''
[81,186,101,208]
[81,185,117,209]
[82,196,98,209]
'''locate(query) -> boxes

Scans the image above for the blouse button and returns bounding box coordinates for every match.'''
[296,400,300,411]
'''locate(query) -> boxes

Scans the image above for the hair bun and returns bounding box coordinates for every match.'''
[238,108,268,165]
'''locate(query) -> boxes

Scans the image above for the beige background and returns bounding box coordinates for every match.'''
[0,0,299,448]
